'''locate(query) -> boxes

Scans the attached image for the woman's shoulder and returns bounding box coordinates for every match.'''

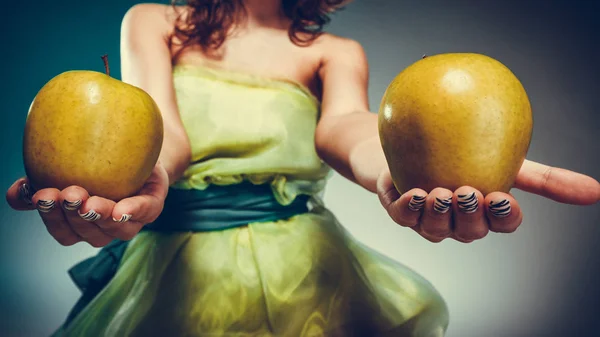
[316,33,363,49]
[122,3,183,37]
[314,33,367,65]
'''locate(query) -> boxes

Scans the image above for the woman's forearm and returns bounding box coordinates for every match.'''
[315,111,388,193]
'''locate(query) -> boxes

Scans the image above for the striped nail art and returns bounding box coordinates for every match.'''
[113,214,132,223]
[408,195,426,212]
[37,200,55,213]
[19,183,33,205]
[457,192,478,213]
[63,199,82,211]
[489,199,511,218]
[79,209,101,222]
[434,196,452,214]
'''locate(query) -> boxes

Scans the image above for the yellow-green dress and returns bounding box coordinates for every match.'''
[53,64,450,337]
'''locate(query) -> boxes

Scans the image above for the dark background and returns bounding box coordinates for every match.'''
[1,0,599,336]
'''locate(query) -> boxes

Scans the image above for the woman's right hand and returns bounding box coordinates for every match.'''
[5,161,169,247]
[5,3,190,248]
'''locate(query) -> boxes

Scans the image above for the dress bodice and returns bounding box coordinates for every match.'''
[171,64,331,205]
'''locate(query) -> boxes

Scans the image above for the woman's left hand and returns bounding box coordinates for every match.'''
[377,159,600,243]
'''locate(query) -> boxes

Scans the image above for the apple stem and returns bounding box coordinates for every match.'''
[101,54,110,76]
[422,54,428,59]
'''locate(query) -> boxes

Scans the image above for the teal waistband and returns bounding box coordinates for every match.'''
[146,181,310,232]
[59,182,310,331]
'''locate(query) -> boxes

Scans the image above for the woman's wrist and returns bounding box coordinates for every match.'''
[158,152,190,186]
[375,165,392,195]
[348,135,389,193]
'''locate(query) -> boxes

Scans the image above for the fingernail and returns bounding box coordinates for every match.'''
[434,196,452,214]
[112,214,132,223]
[63,199,82,211]
[457,192,478,213]
[19,183,33,205]
[408,195,426,212]
[489,199,511,218]
[79,209,101,222]
[36,200,55,213]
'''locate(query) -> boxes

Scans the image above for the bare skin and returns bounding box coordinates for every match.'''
[6,1,600,247]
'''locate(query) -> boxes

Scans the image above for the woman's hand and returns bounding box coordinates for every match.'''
[377,159,600,243]
[5,161,169,247]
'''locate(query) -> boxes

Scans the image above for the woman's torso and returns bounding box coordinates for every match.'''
[167,15,334,204]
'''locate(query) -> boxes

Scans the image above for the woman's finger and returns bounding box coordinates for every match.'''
[111,164,169,225]
[59,186,112,247]
[411,226,446,243]
[112,192,164,226]
[98,218,145,241]
[385,188,428,228]
[485,192,523,234]
[6,178,36,210]
[91,197,143,241]
[419,188,454,238]
[452,186,489,242]
[515,159,600,205]
[98,194,163,242]
[82,195,118,231]
[32,188,81,246]
[100,162,168,241]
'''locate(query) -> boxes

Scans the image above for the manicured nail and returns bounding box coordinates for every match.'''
[112,214,132,223]
[489,199,511,218]
[19,183,33,205]
[63,199,82,211]
[36,200,55,213]
[434,196,452,214]
[457,192,478,213]
[408,195,426,211]
[79,209,101,222]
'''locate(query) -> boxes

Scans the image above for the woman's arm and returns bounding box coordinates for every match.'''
[315,37,599,205]
[4,4,188,248]
[316,37,599,243]
[315,37,384,193]
[120,4,191,184]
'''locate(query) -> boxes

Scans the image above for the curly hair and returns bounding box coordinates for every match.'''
[170,0,346,50]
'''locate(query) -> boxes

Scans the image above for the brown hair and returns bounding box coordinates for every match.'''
[170,0,346,50]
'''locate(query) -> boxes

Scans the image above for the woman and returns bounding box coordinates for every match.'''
[6,0,599,336]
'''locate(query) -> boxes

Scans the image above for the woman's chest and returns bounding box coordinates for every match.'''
[173,35,324,99]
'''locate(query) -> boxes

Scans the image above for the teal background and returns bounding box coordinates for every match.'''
[1,0,599,336]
